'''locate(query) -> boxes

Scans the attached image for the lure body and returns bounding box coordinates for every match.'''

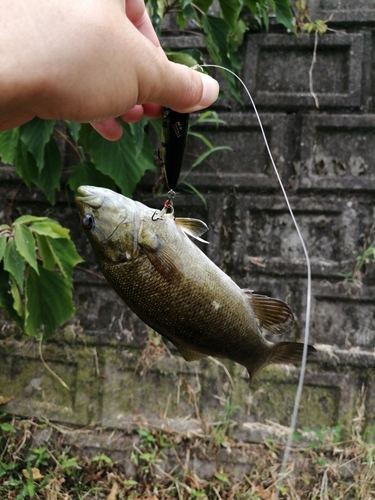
[161,108,189,190]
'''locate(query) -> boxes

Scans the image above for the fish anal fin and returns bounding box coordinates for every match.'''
[245,291,294,335]
[141,238,182,283]
[269,342,316,364]
[172,341,208,362]
[175,218,209,244]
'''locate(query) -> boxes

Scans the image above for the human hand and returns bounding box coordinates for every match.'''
[0,0,219,140]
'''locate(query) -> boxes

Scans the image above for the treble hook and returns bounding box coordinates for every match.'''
[151,189,177,221]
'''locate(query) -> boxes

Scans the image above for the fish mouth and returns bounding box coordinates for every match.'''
[75,186,105,209]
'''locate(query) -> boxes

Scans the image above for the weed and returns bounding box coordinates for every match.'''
[0,414,374,499]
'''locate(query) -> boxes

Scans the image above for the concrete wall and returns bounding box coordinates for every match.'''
[1,3,374,442]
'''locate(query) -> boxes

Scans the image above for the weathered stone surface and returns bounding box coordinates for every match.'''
[306,0,375,23]
[296,114,375,191]
[243,33,364,109]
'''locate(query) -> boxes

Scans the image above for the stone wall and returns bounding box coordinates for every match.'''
[1,2,375,445]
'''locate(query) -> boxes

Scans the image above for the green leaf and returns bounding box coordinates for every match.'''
[219,0,241,30]
[165,50,200,68]
[0,422,16,433]
[0,262,23,325]
[181,0,196,21]
[65,121,81,143]
[19,118,56,172]
[46,237,83,287]
[202,15,241,101]
[147,0,165,34]
[29,220,70,239]
[14,139,38,188]
[231,18,248,46]
[188,131,214,149]
[15,216,49,225]
[274,0,296,34]
[10,277,23,319]
[68,160,117,193]
[192,110,227,127]
[203,15,230,64]
[35,234,56,270]
[24,267,76,338]
[177,10,186,29]
[0,236,6,262]
[13,224,38,273]
[214,471,230,484]
[0,128,20,165]
[191,145,231,168]
[91,454,113,465]
[243,0,258,15]
[194,0,213,14]
[33,137,62,204]
[88,123,155,198]
[3,239,25,291]
[179,181,207,208]
[149,117,162,137]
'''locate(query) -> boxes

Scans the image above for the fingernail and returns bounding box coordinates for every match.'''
[196,73,219,109]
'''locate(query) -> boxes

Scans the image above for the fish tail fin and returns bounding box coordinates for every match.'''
[247,342,316,384]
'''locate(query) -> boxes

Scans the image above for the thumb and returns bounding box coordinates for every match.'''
[142,57,219,113]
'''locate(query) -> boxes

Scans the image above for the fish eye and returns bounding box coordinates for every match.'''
[82,214,94,230]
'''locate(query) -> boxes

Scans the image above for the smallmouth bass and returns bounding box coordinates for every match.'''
[75,186,315,382]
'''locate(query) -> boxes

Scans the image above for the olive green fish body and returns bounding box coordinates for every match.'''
[76,186,315,382]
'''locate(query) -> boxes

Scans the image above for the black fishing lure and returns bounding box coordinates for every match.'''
[161,108,189,190]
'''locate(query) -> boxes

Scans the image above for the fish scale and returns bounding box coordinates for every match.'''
[76,186,316,382]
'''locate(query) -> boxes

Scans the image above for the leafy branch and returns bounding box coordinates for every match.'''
[0,216,82,339]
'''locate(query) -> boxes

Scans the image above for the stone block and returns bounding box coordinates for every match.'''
[296,114,375,192]
[310,283,375,350]
[305,0,375,23]
[243,33,364,109]
[181,112,292,190]
[229,193,363,278]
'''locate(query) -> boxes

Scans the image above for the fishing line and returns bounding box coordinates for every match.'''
[193,64,312,494]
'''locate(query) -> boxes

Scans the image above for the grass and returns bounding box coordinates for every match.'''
[1,412,375,500]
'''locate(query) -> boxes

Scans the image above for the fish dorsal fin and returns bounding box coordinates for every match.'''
[140,236,182,283]
[175,218,209,244]
[244,291,294,335]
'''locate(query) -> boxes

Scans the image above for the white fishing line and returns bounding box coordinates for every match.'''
[193,64,312,494]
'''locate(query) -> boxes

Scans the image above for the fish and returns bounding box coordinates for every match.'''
[75,186,316,383]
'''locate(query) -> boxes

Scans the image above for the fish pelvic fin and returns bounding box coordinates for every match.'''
[247,342,316,384]
[175,218,209,244]
[244,291,294,335]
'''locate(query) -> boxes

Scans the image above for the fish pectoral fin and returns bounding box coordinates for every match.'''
[244,291,294,335]
[175,218,209,244]
[141,239,182,282]
[173,342,208,362]
[269,342,317,364]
